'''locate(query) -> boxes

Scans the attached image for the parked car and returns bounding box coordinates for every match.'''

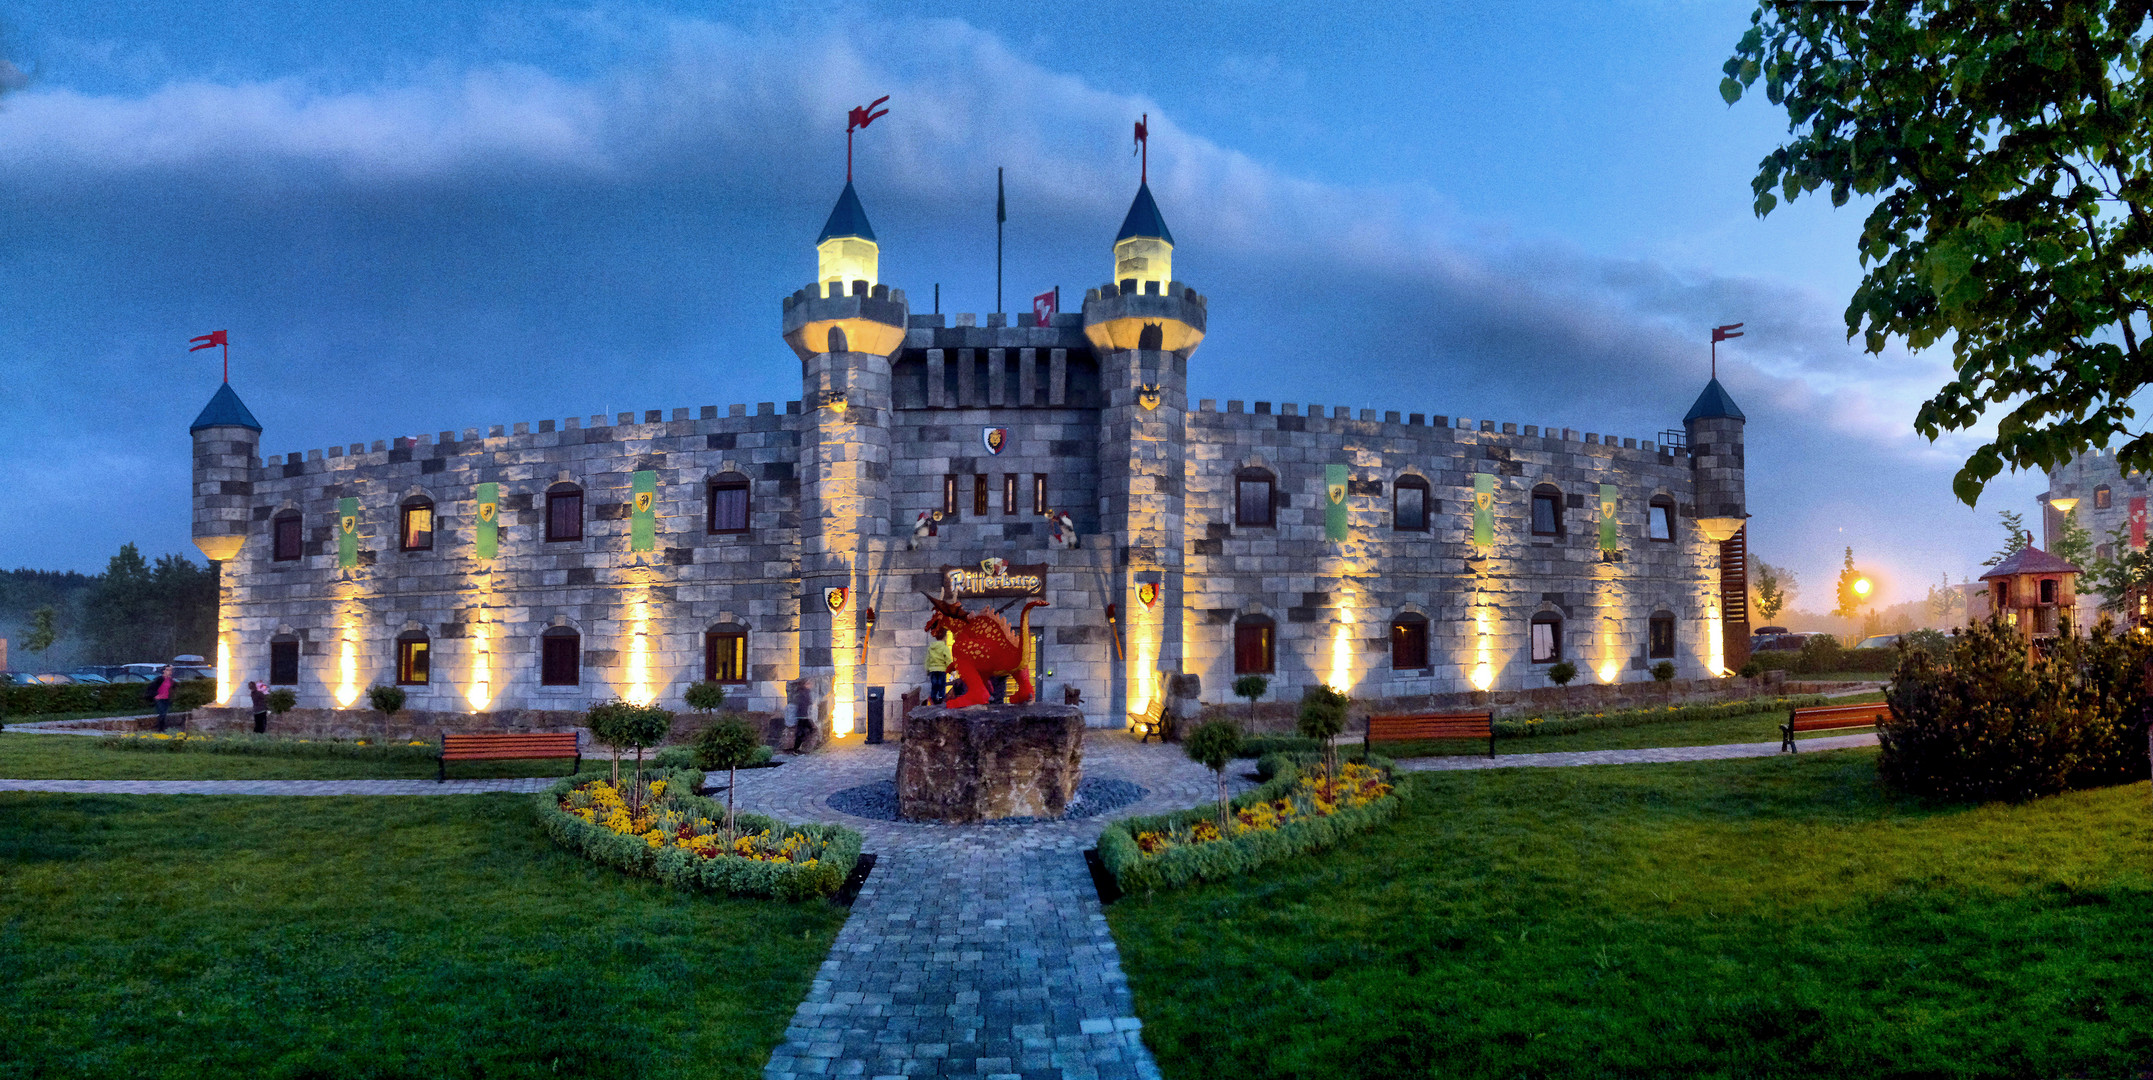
[1854,635,1901,650]
[67,672,113,684]
[1752,632,1827,653]
[14,672,77,686]
[173,667,216,682]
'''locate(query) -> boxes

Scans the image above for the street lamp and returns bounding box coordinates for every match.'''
[1853,577,1872,599]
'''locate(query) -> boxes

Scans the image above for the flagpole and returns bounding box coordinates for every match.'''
[223,339,229,384]
[996,166,1004,316]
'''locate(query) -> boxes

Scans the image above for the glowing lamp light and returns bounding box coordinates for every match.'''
[214,639,232,705]
[1853,577,1872,598]
[1598,661,1620,684]
[1327,602,1355,695]
[1113,235,1173,289]
[2050,497,2080,514]
[467,622,491,711]
[1470,663,1494,692]
[817,236,878,292]
[335,638,359,707]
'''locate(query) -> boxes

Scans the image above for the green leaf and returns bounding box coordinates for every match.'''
[1753,191,1778,216]
[1721,76,1743,105]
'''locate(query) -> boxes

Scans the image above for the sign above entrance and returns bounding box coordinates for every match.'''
[943,558,1046,598]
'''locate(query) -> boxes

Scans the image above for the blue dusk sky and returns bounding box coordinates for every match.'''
[0,1,2039,610]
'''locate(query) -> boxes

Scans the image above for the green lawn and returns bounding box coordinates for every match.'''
[1110,749,2153,1080]
[1374,692,1888,758]
[0,793,844,1079]
[0,734,585,780]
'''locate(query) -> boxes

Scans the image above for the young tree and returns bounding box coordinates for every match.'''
[24,606,56,653]
[2053,509,2093,569]
[1298,685,1350,777]
[1925,572,1967,626]
[1753,561,1795,621]
[1547,660,1578,687]
[694,717,762,842]
[1983,510,2033,567]
[366,684,405,722]
[1833,547,1866,619]
[2080,526,2152,614]
[1231,674,1268,719]
[1725,4,2153,505]
[683,681,728,714]
[1183,720,1243,833]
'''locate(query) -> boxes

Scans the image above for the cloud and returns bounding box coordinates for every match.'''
[0,11,2037,594]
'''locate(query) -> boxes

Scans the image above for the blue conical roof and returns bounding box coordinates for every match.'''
[1683,378,1745,423]
[817,181,876,244]
[189,382,262,434]
[1115,181,1173,245]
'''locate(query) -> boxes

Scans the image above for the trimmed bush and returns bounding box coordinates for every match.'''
[1233,735,1325,758]
[366,684,406,719]
[97,732,438,760]
[651,743,773,771]
[683,681,728,714]
[1651,660,1676,682]
[1253,749,1394,782]
[1099,756,1402,893]
[0,679,213,718]
[1879,617,2152,802]
[534,768,860,900]
[1495,694,1837,739]
[1548,660,1578,686]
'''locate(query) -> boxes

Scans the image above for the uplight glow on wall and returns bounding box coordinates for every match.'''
[466,601,491,711]
[1132,585,1159,710]
[336,635,359,707]
[1327,598,1355,694]
[213,638,232,705]
[624,596,654,706]
[1470,603,1495,692]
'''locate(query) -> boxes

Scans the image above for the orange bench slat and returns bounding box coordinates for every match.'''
[441,733,580,760]
[1788,704,1890,732]
[1368,713,1493,740]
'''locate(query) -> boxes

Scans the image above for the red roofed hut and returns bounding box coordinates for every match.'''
[1979,546,2081,643]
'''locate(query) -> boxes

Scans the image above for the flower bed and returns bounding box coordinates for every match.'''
[535,768,860,900]
[96,731,439,760]
[1099,757,1402,893]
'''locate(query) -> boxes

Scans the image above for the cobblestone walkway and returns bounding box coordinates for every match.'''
[0,777,558,795]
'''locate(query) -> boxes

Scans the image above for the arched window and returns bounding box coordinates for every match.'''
[1137,323,1164,351]
[705,625,749,684]
[399,496,435,552]
[540,626,581,686]
[272,511,304,561]
[1393,476,1430,532]
[1233,614,1276,675]
[546,482,584,542]
[395,629,430,686]
[1648,611,1676,659]
[1235,467,1276,528]
[268,634,301,685]
[1390,613,1429,670]
[1529,612,1563,664]
[827,326,850,353]
[2094,485,2112,509]
[1531,484,1564,537]
[1648,495,1677,542]
[707,473,751,534]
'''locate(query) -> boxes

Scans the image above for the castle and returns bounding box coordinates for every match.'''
[188,160,1753,735]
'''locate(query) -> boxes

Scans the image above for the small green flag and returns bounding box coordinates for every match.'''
[1472,474,1495,548]
[1599,484,1619,553]
[1324,464,1348,541]
[475,482,499,559]
[630,470,657,552]
[337,497,359,568]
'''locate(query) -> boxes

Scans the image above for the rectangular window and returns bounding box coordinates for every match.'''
[708,482,750,533]
[2096,487,2112,509]
[974,474,989,517]
[1391,620,1429,669]
[1531,620,1560,663]
[1532,493,1561,536]
[396,639,430,685]
[1236,479,1274,527]
[1394,484,1427,531]
[547,491,583,541]
[1233,621,1275,674]
[268,640,300,685]
[400,505,433,551]
[273,516,303,561]
[1649,502,1675,541]
[943,474,958,517]
[1003,474,1017,515]
[541,636,581,686]
[705,631,747,683]
[1033,474,1047,516]
[2040,578,2057,604]
[1648,616,1675,659]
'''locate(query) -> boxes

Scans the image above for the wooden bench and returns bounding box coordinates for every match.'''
[439,731,581,782]
[1365,711,1496,758]
[1781,702,1891,753]
[1128,697,1165,743]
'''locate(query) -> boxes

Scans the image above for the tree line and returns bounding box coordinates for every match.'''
[1,545,217,669]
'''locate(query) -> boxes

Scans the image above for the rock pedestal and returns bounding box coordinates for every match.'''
[897,704,1085,822]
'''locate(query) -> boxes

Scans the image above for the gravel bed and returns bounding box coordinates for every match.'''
[825,776,1150,824]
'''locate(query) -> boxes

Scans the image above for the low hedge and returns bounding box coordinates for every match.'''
[95,732,439,760]
[534,768,860,900]
[650,743,775,771]
[1099,757,1403,894]
[1234,735,1327,758]
[1,679,214,718]
[1752,648,1901,674]
[1253,749,1394,781]
[1493,694,1838,740]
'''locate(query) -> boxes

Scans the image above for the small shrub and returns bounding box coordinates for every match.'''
[1794,635,1844,674]
[1298,685,1350,775]
[694,717,763,840]
[265,688,297,715]
[1232,675,1268,717]
[683,681,728,714]
[1233,735,1325,758]
[1737,658,1763,678]
[1651,661,1675,682]
[365,684,405,718]
[1880,617,2151,802]
[1547,660,1578,686]
[586,699,674,792]
[1184,720,1243,831]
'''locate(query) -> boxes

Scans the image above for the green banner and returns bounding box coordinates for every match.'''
[630,470,657,552]
[337,497,359,568]
[1599,483,1619,553]
[1324,464,1348,541]
[475,482,499,559]
[1472,474,1494,547]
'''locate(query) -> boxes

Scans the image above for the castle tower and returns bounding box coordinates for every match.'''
[784,182,908,741]
[1684,378,1749,672]
[190,383,263,563]
[1085,181,1207,716]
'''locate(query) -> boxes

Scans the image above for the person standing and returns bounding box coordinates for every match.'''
[145,665,177,732]
[926,628,952,705]
[250,680,270,733]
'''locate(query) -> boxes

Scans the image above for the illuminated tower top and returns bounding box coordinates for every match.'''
[817,180,880,291]
[1113,181,1174,292]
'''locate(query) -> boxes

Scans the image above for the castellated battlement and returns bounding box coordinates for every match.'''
[264,403,817,473]
[1188,400,1684,461]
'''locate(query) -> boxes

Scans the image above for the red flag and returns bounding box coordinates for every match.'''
[2132,496,2146,549]
[1033,290,1057,327]
[189,330,227,352]
[1712,322,1745,342]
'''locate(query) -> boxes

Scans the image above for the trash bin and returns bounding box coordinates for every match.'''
[866,686,885,744]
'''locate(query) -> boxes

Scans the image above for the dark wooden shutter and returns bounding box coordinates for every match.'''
[1720,525,1750,670]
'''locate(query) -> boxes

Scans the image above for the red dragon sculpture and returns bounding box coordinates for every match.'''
[924,592,1049,708]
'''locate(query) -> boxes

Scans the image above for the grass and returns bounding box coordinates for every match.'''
[1108,749,2153,1080]
[0,733,586,780]
[0,792,846,1079]
[1371,691,1889,758]
[0,705,156,726]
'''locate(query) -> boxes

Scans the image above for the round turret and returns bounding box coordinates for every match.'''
[1683,378,1746,542]
[189,383,262,562]
[1083,181,1206,355]
[784,181,909,361]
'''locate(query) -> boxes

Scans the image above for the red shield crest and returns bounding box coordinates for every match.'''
[982,427,1008,455]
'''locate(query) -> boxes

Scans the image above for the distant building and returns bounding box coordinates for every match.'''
[187,154,1754,737]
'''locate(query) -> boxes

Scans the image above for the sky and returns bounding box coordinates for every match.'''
[0,0,2044,612]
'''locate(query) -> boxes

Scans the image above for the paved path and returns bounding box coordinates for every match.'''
[1397,732,1879,772]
